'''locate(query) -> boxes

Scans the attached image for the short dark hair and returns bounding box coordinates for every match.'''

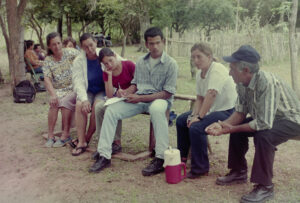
[98,47,115,62]
[144,27,164,42]
[46,32,61,55]
[79,33,96,44]
[33,44,41,50]
[24,40,34,52]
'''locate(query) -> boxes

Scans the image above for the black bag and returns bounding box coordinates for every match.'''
[13,80,36,103]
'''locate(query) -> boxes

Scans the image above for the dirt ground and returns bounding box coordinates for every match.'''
[0,83,300,203]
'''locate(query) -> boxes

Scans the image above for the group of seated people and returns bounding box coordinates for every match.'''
[40,27,300,203]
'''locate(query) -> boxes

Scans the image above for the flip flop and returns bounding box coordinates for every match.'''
[72,146,87,156]
[69,138,78,148]
[69,139,90,149]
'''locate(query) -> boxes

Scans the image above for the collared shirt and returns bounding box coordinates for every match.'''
[235,70,300,130]
[131,51,178,103]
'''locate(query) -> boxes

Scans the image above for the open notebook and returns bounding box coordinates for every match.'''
[104,97,126,106]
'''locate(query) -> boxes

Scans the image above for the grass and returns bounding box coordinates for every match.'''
[1,45,300,202]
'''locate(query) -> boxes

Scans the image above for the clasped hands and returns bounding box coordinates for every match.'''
[205,120,233,136]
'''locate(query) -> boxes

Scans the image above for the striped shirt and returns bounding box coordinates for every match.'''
[235,70,300,130]
[131,51,178,103]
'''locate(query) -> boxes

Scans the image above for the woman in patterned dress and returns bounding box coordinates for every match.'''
[43,32,80,148]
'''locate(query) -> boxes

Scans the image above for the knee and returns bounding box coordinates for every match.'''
[176,114,187,127]
[105,106,117,118]
[75,101,83,112]
[94,101,105,115]
[189,124,207,141]
[254,132,271,145]
[49,106,59,113]
[190,123,206,134]
[149,99,167,115]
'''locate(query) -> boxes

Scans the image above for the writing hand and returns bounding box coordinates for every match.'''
[125,94,141,103]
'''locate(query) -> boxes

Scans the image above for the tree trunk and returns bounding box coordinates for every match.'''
[57,16,63,38]
[0,69,4,84]
[289,0,300,98]
[127,35,132,46]
[66,13,72,37]
[5,0,27,87]
[121,31,128,57]
[235,0,240,33]
[137,2,150,52]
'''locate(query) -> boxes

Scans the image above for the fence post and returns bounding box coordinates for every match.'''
[165,27,168,54]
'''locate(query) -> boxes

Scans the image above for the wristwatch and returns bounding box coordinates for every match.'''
[197,115,203,120]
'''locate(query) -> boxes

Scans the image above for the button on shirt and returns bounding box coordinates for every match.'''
[236,70,300,130]
[131,52,178,103]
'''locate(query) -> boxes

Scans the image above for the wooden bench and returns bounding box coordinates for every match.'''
[113,93,213,161]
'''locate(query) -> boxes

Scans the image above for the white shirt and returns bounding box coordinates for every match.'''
[196,61,237,115]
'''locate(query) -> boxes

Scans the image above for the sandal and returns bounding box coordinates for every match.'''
[45,138,55,148]
[72,145,87,156]
[69,138,78,148]
[69,139,90,149]
[53,137,72,148]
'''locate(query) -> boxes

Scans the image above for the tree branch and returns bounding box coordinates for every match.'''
[0,9,10,55]
[17,0,27,19]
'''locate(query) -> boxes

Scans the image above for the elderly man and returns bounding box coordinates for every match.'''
[206,45,300,203]
[89,27,178,176]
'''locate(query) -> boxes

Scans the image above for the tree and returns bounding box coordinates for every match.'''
[136,0,151,52]
[193,0,235,37]
[151,0,195,36]
[0,0,27,87]
[289,0,300,98]
[95,0,138,57]
[24,2,46,49]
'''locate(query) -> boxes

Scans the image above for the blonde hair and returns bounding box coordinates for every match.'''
[191,42,218,62]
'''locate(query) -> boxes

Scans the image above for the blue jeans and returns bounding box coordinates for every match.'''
[97,99,170,159]
[176,108,234,174]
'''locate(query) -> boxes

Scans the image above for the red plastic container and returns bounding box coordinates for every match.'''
[165,162,186,184]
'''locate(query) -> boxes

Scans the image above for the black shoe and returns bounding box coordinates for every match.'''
[216,169,247,185]
[91,151,100,160]
[89,156,111,173]
[142,158,164,176]
[187,171,209,179]
[112,143,122,155]
[240,184,274,203]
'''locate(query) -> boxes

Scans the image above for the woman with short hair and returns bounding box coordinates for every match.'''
[176,42,237,178]
[43,32,80,148]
